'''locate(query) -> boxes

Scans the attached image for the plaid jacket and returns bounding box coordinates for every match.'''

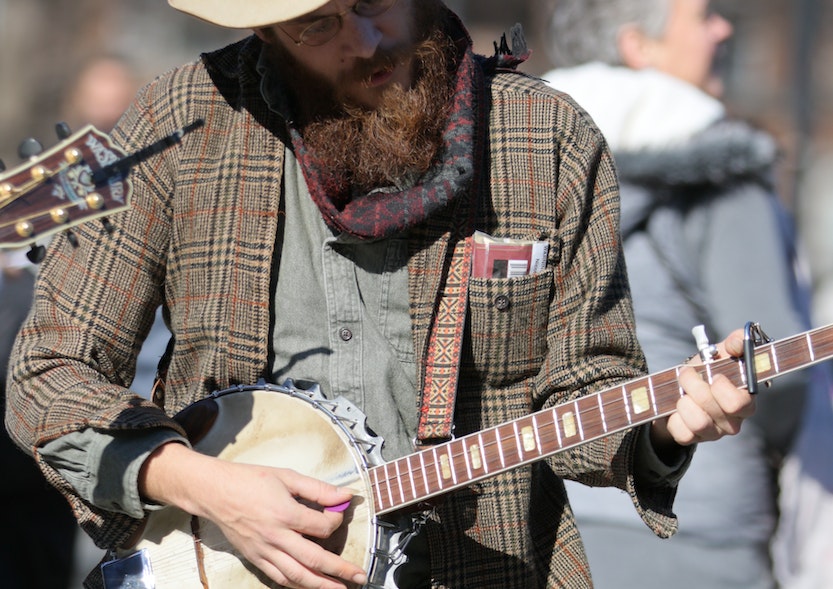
[6,36,681,588]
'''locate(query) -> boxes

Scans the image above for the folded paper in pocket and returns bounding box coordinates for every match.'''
[471,231,549,278]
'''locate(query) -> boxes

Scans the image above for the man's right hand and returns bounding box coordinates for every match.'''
[139,441,368,589]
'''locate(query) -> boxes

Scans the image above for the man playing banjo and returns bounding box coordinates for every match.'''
[6,1,755,587]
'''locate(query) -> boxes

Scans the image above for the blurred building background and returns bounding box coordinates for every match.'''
[2,0,831,207]
[2,0,831,268]
[1,0,832,586]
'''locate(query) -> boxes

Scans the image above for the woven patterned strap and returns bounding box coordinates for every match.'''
[416,232,472,442]
[416,47,487,443]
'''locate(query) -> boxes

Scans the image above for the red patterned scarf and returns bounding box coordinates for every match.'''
[288,44,482,240]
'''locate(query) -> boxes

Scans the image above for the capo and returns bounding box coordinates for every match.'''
[743,321,772,394]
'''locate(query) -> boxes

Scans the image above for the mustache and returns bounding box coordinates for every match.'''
[348,42,415,85]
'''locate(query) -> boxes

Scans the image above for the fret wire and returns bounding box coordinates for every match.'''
[676,366,685,398]
[431,447,444,490]
[446,444,458,485]
[372,466,384,510]
[478,432,489,473]
[371,330,833,507]
[597,392,608,433]
[394,458,405,504]
[387,381,675,478]
[574,400,585,439]
[552,406,563,447]
[512,421,523,459]
[532,414,543,456]
[771,344,780,374]
[373,388,684,503]
[372,369,710,497]
[419,450,430,496]
[406,454,418,500]
[461,437,473,480]
[648,375,658,414]
[383,463,395,507]
[495,427,506,468]
[621,385,632,424]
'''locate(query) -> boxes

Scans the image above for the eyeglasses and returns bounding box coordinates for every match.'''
[279,0,399,47]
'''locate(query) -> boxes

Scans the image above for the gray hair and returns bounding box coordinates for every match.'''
[544,0,671,67]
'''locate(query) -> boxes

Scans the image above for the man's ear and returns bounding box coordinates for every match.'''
[617,24,654,69]
[253,27,275,44]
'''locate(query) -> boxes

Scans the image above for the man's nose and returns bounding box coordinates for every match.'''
[339,12,383,58]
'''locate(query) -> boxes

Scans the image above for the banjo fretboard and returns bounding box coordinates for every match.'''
[370,324,833,514]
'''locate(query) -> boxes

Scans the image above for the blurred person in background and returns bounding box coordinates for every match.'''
[774,153,833,588]
[62,55,141,137]
[0,53,150,589]
[62,54,173,399]
[542,0,817,587]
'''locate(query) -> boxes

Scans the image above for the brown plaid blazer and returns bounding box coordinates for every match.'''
[6,36,681,588]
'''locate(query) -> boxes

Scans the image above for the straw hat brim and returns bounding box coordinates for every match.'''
[169,0,332,29]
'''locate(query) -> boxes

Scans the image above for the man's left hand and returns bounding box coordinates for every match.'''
[651,329,755,451]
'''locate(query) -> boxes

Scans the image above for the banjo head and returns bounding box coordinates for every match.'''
[198,385,377,572]
[120,383,381,589]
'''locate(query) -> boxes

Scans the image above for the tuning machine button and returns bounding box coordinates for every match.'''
[56,122,72,140]
[18,137,43,160]
[26,245,46,264]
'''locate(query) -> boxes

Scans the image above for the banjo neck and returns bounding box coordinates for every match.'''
[369,324,833,515]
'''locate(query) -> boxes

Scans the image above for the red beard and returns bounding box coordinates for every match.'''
[302,31,455,192]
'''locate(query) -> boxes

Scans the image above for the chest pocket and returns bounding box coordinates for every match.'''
[465,268,553,386]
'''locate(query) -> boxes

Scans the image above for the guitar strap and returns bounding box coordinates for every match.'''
[415,27,530,445]
[416,216,474,444]
[416,49,493,444]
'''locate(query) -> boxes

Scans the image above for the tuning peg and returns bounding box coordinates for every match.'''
[56,122,72,140]
[100,218,115,234]
[692,324,718,363]
[18,138,43,160]
[26,244,46,264]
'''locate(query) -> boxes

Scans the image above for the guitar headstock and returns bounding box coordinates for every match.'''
[0,124,131,254]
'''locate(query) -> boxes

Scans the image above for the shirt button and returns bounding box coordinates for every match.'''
[339,327,353,341]
[494,295,510,311]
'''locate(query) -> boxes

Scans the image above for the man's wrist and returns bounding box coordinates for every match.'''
[636,423,695,486]
[138,440,196,509]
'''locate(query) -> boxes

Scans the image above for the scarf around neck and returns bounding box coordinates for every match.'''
[288,41,482,240]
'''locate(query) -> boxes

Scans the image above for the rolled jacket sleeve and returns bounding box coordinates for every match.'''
[633,424,695,487]
[39,428,190,519]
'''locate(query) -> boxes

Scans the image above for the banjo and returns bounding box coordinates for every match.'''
[100,323,833,588]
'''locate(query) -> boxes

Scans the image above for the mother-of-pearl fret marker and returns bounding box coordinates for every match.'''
[440,454,452,480]
[562,411,577,438]
[630,386,650,415]
[469,444,483,469]
[755,351,772,373]
[521,426,537,452]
